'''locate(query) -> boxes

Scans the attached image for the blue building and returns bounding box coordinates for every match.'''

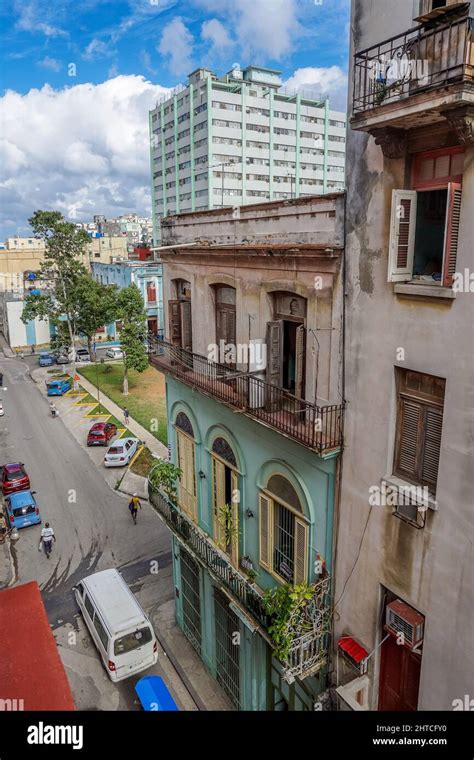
[149,196,345,710]
[91,260,163,336]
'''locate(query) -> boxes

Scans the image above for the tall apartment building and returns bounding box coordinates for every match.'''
[334,0,473,711]
[149,65,346,242]
[148,195,345,710]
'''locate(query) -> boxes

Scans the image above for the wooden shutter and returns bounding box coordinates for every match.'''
[265,320,283,386]
[168,300,181,345]
[177,431,196,519]
[388,190,417,282]
[180,301,193,351]
[212,456,226,549]
[396,398,422,480]
[231,469,239,567]
[421,407,443,492]
[259,493,272,571]
[442,182,462,287]
[295,324,305,399]
[294,518,308,585]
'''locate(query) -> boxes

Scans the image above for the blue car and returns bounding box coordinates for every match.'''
[46,378,72,396]
[4,490,41,530]
[39,352,55,367]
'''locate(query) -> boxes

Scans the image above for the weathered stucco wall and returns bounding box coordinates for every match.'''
[336,0,474,710]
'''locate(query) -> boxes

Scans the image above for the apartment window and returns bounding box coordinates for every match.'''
[274,160,296,168]
[146,281,157,304]
[247,190,269,198]
[274,127,296,136]
[177,98,184,108]
[213,136,242,147]
[328,165,345,173]
[300,130,317,139]
[388,147,464,286]
[195,137,208,149]
[169,280,192,351]
[246,139,269,149]
[180,192,192,202]
[165,181,175,189]
[274,143,293,153]
[329,119,345,128]
[393,369,445,497]
[212,439,239,566]
[195,171,208,181]
[175,413,197,520]
[153,170,162,178]
[274,110,296,120]
[328,150,344,157]
[165,137,174,146]
[246,105,270,117]
[195,155,207,165]
[194,121,207,133]
[165,151,175,160]
[214,285,236,366]
[246,173,269,182]
[248,123,270,134]
[179,128,191,139]
[214,188,241,197]
[213,101,242,112]
[259,474,308,584]
[194,103,207,115]
[179,176,191,186]
[196,189,208,197]
[301,115,324,124]
[329,135,345,144]
[212,118,241,129]
[179,160,191,170]
[301,147,324,156]
[247,157,270,166]
[178,113,189,124]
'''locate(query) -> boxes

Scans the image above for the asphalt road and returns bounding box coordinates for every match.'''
[0,354,175,710]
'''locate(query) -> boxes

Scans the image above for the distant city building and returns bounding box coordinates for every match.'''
[149,64,346,242]
[78,214,153,248]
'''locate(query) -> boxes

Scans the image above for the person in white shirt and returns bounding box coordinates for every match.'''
[40,522,56,559]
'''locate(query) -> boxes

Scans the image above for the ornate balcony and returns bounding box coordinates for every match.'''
[352,15,474,152]
[148,337,343,456]
[148,483,331,683]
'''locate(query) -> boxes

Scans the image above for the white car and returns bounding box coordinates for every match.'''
[105,347,124,360]
[104,437,140,467]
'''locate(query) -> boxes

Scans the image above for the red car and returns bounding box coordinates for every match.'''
[87,422,118,447]
[1,463,30,495]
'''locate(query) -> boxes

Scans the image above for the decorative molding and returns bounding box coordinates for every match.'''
[444,106,474,146]
[371,127,408,158]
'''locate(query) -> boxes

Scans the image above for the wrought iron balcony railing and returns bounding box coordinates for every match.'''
[148,483,331,683]
[353,16,473,114]
[148,336,343,455]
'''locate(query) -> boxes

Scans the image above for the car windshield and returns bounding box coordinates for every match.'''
[5,470,23,481]
[13,505,35,516]
[108,446,123,454]
[90,430,103,436]
[114,626,152,656]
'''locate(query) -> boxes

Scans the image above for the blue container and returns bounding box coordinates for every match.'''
[135,676,179,711]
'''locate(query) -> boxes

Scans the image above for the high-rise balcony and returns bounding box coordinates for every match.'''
[351,15,474,151]
[148,336,344,457]
[148,482,331,683]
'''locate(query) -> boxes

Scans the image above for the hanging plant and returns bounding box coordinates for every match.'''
[262,582,315,664]
[218,503,239,550]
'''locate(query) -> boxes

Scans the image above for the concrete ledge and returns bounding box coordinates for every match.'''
[394,283,456,300]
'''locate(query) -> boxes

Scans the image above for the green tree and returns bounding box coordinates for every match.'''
[117,283,148,395]
[72,275,120,356]
[21,210,90,372]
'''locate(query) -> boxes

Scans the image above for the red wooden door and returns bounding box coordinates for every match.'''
[378,635,421,711]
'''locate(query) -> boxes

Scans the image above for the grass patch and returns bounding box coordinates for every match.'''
[78,363,167,445]
[129,446,157,478]
[74,392,98,405]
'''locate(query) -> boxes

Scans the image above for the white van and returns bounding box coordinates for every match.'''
[73,568,158,682]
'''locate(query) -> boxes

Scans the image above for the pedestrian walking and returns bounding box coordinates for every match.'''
[123,407,130,425]
[0,372,3,387]
[31,344,35,355]
[40,522,56,558]
[128,494,142,525]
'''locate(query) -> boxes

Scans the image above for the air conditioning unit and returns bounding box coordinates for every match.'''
[386,599,424,648]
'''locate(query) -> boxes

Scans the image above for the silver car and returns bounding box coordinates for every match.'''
[104,437,140,467]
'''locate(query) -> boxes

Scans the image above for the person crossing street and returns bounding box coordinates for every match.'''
[128,494,142,525]
[40,522,56,558]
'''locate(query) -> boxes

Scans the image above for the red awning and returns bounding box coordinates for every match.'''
[0,581,75,710]
[338,636,369,664]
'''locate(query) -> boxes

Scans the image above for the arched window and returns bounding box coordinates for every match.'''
[174,412,196,520]
[259,473,308,584]
[212,436,237,468]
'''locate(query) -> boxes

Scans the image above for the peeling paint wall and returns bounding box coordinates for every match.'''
[335,0,474,711]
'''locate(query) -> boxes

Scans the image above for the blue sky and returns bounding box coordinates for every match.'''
[0,0,350,238]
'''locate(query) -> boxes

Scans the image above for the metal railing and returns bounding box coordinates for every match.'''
[149,483,332,682]
[148,337,344,454]
[353,16,473,113]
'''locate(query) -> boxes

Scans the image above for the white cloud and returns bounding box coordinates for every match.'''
[14,0,68,38]
[158,17,194,76]
[201,19,234,55]
[284,66,348,111]
[194,0,299,59]
[38,56,62,72]
[0,76,170,238]
[83,38,115,61]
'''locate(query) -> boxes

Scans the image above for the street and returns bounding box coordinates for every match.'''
[0,354,177,710]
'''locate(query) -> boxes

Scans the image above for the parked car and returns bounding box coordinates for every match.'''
[46,378,72,396]
[87,422,118,446]
[51,351,69,365]
[75,348,91,362]
[1,463,30,495]
[39,352,55,367]
[104,438,140,467]
[105,347,124,360]
[4,489,41,530]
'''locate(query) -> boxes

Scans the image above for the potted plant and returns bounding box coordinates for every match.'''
[218,503,239,553]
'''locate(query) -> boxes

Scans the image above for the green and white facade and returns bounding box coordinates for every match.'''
[149,65,346,242]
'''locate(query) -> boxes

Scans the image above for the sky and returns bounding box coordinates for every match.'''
[0,0,350,239]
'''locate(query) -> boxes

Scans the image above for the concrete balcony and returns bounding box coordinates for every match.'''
[148,337,344,457]
[351,15,474,155]
[148,483,331,683]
